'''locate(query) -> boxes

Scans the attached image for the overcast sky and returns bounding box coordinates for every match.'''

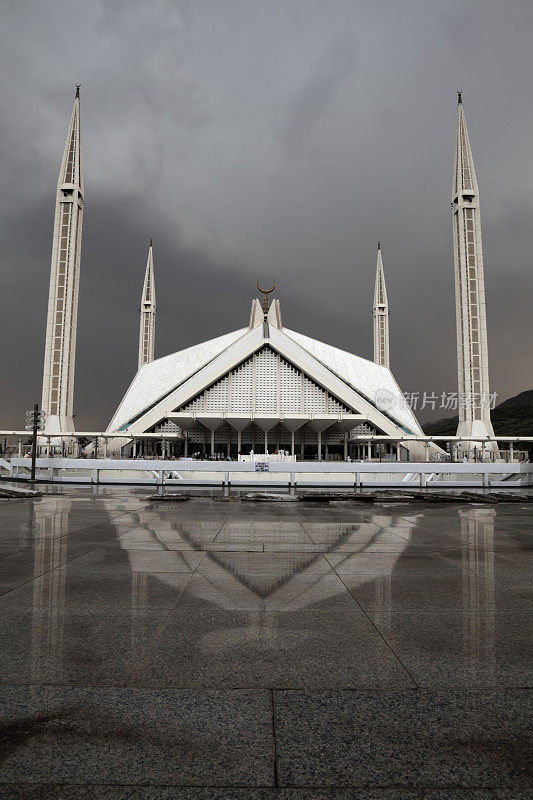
[0,0,532,429]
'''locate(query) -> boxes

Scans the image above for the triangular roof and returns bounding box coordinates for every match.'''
[108,312,422,438]
[109,328,248,431]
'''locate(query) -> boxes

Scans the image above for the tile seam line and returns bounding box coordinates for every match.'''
[296,518,314,543]
[0,547,32,561]
[269,688,279,787]
[0,777,508,799]
[121,577,196,686]
[335,570,420,688]
[393,512,471,542]
[122,560,205,687]
[1,681,530,692]
[208,513,231,542]
[59,503,157,538]
[0,780,511,790]
[379,523,467,544]
[0,544,102,599]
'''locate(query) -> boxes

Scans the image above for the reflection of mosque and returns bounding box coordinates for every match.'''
[122,514,413,611]
[26,499,497,680]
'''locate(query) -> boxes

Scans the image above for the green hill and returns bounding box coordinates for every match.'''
[422,390,533,439]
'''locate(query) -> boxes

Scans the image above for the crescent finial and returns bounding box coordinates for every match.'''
[257,280,276,313]
[257,280,275,294]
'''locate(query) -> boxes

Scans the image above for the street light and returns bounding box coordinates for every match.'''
[25,405,46,482]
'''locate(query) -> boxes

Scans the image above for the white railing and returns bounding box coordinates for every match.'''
[4,457,532,488]
[1,431,531,464]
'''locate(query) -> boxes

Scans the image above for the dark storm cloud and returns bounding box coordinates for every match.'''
[0,0,532,430]
[277,34,359,153]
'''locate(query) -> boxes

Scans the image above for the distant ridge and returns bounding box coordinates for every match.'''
[423,390,533,437]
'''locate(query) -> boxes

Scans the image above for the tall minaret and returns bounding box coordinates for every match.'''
[138,239,156,370]
[41,86,84,436]
[452,91,495,445]
[373,241,390,368]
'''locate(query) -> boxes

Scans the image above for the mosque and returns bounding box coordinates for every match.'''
[39,88,495,461]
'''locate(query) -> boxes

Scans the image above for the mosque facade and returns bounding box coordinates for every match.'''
[39,88,496,460]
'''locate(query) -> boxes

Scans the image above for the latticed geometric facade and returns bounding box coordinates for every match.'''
[107,298,437,461]
[452,94,495,443]
[169,345,354,454]
[41,88,84,435]
[180,348,350,417]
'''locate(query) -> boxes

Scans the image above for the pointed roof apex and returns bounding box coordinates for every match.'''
[75,84,80,98]
[457,89,462,104]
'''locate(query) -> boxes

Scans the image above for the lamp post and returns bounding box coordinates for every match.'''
[25,405,46,482]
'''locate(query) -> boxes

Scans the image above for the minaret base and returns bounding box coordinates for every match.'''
[39,415,77,455]
[456,419,499,457]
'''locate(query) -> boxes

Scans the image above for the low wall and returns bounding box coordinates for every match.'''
[4,457,532,488]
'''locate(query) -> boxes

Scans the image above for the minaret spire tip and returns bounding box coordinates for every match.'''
[457,89,462,104]
[75,84,80,98]
[373,243,389,368]
[149,238,152,247]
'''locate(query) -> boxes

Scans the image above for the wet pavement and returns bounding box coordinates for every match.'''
[0,487,531,798]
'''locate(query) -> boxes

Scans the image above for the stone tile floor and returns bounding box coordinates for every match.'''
[0,486,531,799]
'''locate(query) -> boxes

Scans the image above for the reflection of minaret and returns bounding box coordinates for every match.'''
[367,510,421,626]
[138,239,156,370]
[452,92,495,446]
[30,499,70,681]
[42,87,84,438]
[373,242,390,368]
[459,506,495,674]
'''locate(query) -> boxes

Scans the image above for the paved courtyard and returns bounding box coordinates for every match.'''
[0,487,530,798]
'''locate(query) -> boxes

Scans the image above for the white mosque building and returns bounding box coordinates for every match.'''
[106,287,430,460]
[39,88,495,461]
